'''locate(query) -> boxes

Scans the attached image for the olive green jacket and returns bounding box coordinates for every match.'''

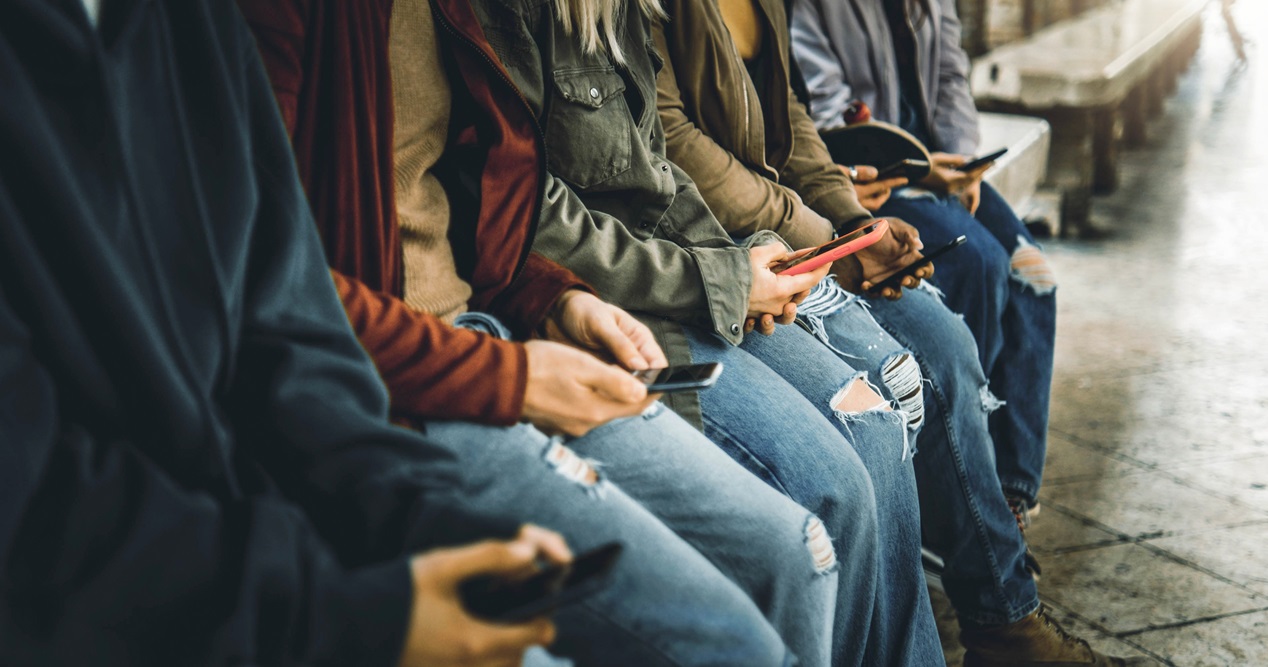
[469,0,785,424]
[652,0,873,251]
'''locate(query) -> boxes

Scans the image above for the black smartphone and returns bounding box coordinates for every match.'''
[869,235,968,292]
[460,541,624,623]
[632,362,723,393]
[875,158,930,181]
[953,147,1008,172]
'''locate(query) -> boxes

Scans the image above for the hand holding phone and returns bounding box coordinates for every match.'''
[867,235,967,293]
[771,219,890,276]
[632,363,723,393]
[460,541,624,623]
[399,526,567,667]
[874,158,931,182]
[953,148,1007,173]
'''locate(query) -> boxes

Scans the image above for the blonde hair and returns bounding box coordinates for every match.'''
[553,0,666,64]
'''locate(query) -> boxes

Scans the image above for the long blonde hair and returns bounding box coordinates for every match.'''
[553,0,666,64]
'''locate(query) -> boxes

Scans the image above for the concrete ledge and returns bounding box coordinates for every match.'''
[971,0,1207,108]
[980,112,1051,215]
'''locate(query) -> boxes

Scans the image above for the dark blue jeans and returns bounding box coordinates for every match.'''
[800,281,1042,627]
[878,182,1057,504]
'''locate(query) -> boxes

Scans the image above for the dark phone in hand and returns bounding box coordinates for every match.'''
[869,235,968,292]
[632,363,723,393]
[460,542,624,623]
[953,148,1008,172]
[875,158,930,181]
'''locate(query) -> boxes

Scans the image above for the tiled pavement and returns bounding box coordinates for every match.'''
[933,5,1268,666]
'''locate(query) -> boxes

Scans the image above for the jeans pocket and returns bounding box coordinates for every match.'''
[546,67,633,188]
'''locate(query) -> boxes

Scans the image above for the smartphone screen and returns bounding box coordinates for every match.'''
[633,363,723,392]
[954,148,1007,173]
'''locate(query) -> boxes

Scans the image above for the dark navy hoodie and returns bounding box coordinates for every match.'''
[0,0,468,664]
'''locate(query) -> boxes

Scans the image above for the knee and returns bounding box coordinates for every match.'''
[542,439,603,489]
[754,508,845,578]
[1009,236,1057,295]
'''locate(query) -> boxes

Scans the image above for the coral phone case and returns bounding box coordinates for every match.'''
[775,219,890,276]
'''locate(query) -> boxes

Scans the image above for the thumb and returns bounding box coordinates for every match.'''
[589,310,647,370]
[575,354,648,404]
[432,538,540,585]
[750,242,790,264]
[779,269,825,296]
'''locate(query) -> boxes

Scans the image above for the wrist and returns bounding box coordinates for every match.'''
[834,214,874,236]
[537,289,583,339]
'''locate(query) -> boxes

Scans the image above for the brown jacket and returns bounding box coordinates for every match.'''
[653,0,872,250]
[241,0,590,426]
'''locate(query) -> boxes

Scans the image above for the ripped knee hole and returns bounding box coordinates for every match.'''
[544,440,599,486]
[1010,240,1057,294]
[805,516,837,573]
[881,353,925,430]
[831,376,890,414]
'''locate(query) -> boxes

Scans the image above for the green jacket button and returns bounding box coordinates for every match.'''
[730,323,741,335]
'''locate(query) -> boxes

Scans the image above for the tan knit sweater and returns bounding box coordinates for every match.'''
[391,0,473,321]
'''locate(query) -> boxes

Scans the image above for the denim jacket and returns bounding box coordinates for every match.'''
[469,0,787,421]
[789,0,980,155]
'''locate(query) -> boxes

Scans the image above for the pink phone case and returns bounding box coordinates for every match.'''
[777,219,890,276]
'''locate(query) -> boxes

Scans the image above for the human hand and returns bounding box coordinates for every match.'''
[854,218,931,300]
[919,152,990,196]
[845,165,908,211]
[399,525,571,667]
[540,290,668,370]
[959,180,982,215]
[521,340,659,437]
[746,243,830,335]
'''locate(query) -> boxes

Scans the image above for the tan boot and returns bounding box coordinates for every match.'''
[961,606,1159,667]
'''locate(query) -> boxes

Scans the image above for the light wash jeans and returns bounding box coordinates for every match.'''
[433,314,836,666]
[683,323,944,667]
[878,182,1057,504]
[800,280,1041,627]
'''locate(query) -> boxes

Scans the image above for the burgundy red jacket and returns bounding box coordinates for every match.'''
[238,0,590,424]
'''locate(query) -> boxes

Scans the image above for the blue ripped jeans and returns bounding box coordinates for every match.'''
[799,281,1041,627]
[684,323,943,667]
[447,313,829,665]
[878,182,1057,504]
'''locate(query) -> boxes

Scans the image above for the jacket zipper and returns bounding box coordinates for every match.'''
[432,2,548,287]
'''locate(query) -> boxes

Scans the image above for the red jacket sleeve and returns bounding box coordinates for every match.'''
[333,270,527,425]
[236,0,309,134]
[484,252,593,339]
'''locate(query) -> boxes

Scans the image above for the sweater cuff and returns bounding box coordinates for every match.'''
[492,254,594,339]
[311,558,413,667]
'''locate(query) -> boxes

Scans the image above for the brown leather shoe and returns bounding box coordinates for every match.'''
[961,606,1159,666]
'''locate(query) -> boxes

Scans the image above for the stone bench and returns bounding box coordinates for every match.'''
[978,112,1056,233]
[969,0,1206,230]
